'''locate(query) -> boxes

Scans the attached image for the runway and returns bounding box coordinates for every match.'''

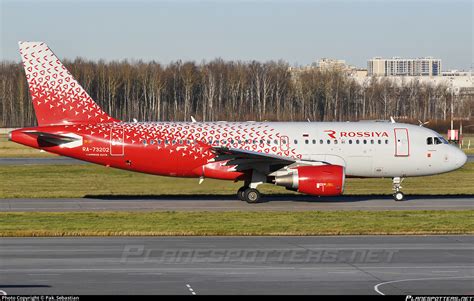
[0,236,472,295]
[1,195,473,211]
[0,155,473,165]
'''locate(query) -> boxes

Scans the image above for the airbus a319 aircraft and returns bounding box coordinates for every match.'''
[10,42,467,203]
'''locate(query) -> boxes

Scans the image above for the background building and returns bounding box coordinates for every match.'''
[368,57,442,76]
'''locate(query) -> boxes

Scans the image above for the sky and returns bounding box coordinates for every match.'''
[1,0,472,70]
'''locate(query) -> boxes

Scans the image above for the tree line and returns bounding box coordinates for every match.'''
[0,59,472,128]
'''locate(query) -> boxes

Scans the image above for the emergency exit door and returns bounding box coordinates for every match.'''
[394,128,409,157]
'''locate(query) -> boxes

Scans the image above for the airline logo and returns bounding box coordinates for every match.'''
[324,130,389,139]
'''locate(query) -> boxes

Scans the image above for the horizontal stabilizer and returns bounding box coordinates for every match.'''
[24,131,82,148]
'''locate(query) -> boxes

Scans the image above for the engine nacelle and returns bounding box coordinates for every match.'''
[274,165,345,196]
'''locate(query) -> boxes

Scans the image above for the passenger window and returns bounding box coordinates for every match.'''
[427,137,433,145]
[282,139,287,144]
[363,140,367,144]
[157,139,161,145]
[320,139,323,144]
[142,139,147,145]
[165,139,169,145]
[327,140,331,144]
[334,140,338,144]
[274,139,278,145]
[312,139,316,144]
[356,140,360,144]
[172,140,176,145]
[294,140,298,144]
[385,140,389,144]
[378,140,381,144]
[305,140,309,144]
[150,140,155,145]
[349,140,352,144]
[267,139,271,145]
[370,140,374,144]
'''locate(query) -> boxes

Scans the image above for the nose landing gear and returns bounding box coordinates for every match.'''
[392,177,405,201]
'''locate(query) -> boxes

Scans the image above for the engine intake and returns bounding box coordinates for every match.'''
[274,165,345,196]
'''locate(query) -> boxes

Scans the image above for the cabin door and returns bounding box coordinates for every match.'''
[394,128,409,157]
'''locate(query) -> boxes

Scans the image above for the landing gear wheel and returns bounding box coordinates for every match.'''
[244,188,261,204]
[237,187,247,201]
[393,191,405,202]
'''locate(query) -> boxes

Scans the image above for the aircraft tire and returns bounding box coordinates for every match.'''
[393,191,405,201]
[237,187,247,201]
[244,188,261,204]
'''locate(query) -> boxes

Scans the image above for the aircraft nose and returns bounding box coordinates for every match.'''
[453,147,467,168]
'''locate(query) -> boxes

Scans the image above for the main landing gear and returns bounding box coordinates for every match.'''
[237,186,262,203]
[392,177,405,201]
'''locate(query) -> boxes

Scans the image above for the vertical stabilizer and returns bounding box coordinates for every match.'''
[19,41,118,126]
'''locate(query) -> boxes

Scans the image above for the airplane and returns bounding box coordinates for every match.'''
[9,42,468,203]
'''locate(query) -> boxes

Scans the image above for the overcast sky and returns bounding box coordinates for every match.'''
[1,0,472,70]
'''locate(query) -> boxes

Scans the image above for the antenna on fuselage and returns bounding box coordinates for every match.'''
[418,120,430,127]
[191,116,197,123]
[390,116,396,123]
[132,118,138,123]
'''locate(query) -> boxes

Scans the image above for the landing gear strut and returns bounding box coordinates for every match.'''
[392,177,405,201]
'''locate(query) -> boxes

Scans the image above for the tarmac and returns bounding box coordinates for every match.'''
[0,236,472,295]
[0,194,473,211]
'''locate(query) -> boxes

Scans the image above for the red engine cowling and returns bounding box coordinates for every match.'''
[274,165,345,196]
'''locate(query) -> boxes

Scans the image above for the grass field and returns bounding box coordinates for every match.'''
[0,162,473,198]
[0,210,472,236]
[0,136,56,157]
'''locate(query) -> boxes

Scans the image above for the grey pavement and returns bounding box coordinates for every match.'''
[0,236,473,295]
[0,195,473,211]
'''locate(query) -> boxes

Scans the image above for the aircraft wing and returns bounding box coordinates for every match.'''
[210,146,295,168]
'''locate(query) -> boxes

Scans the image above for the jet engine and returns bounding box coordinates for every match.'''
[273,165,345,196]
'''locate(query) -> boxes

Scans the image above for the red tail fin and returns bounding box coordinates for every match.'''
[19,41,118,126]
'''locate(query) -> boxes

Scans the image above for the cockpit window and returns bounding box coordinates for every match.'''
[427,137,433,145]
[438,136,449,144]
[433,137,442,145]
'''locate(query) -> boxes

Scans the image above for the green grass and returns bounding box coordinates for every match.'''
[0,210,472,236]
[0,136,56,157]
[0,163,473,198]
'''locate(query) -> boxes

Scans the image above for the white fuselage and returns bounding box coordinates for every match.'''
[260,121,466,177]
